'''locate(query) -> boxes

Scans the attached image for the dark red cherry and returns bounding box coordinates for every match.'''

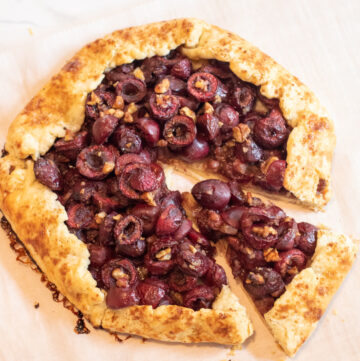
[181,136,210,162]
[187,72,218,102]
[176,241,209,277]
[88,244,113,267]
[101,258,138,289]
[168,268,197,293]
[106,287,140,309]
[137,280,167,308]
[253,109,289,149]
[130,204,160,236]
[113,126,142,154]
[163,115,197,147]
[275,218,298,251]
[240,207,279,250]
[149,93,180,121]
[274,249,307,282]
[34,157,62,191]
[230,84,255,115]
[116,77,147,103]
[173,218,192,241]
[264,159,286,191]
[196,113,220,140]
[297,222,317,255]
[135,117,160,147]
[244,267,285,299]
[54,131,89,160]
[92,115,119,144]
[220,206,247,229]
[114,215,145,257]
[144,237,178,275]
[171,58,192,79]
[214,104,239,130]
[114,153,149,176]
[156,205,183,236]
[191,179,231,210]
[76,145,116,180]
[205,260,228,287]
[66,204,94,229]
[183,286,215,310]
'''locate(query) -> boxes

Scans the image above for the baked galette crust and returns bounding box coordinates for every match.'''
[0,154,253,345]
[0,18,350,352]
[4,18,335,209]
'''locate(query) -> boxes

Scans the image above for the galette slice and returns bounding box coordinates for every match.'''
[182,179,357,356]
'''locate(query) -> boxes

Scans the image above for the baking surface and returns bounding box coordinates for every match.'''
[0,0,359,360]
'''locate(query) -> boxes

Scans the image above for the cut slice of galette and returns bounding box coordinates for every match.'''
[181,179,357,356]
[0,18,354,356]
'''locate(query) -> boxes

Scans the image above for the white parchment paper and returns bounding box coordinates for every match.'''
[0,1,359,360]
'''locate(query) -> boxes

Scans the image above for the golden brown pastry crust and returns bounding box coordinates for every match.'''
[265,229,358,356]
[4,18,335,209]
[182,190,358,356]
[0,154,253,345]
[0,18,347,351]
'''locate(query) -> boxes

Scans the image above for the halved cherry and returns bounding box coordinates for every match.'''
[163,115,196,147]
[112,126,142,154]
[205,259,228,287]
[265,159,286,191]
[54,131,89,160]
[296,222,317,255]
[114,215,145,257]
[156,205,183,236]
[76,145,116,180]
[127,166,158,192]
[92,115,119,144]
[187,72,218,102]
[240,207,279,249]
[244,267,285,299]
[168,268,197,293]
[228,181,247,206]
[116,77,146,103]
[34,157,63,191]
[221,206,247,229]
[176,241,209,277]
[183,286,215,310]
[253,109,289,149]
[130,204,160,236]
[144,237,178,275]
[101,258,139,289]
[149,93,180,121]
[93,193,126,213]
[66,203,94,229]
[229,84,255,115]
[114,153,149,176]
[275,218,298,251]
[98,212,116,245]
[171,58,192,79]
[214,103,239,131]
[173,218,192,241]
[227,235,267,271]
[137,278,169,308]
[88,244,114,267]
[135,117,160,147]
[274,249,307,283]
[196,113,220,140]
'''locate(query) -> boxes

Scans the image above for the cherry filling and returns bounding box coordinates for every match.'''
[189,179,317,315]
[33,49,297,312]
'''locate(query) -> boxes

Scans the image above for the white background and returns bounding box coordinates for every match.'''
[0,1,359,360]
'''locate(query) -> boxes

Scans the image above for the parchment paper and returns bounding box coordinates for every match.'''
[0,1,359,360]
